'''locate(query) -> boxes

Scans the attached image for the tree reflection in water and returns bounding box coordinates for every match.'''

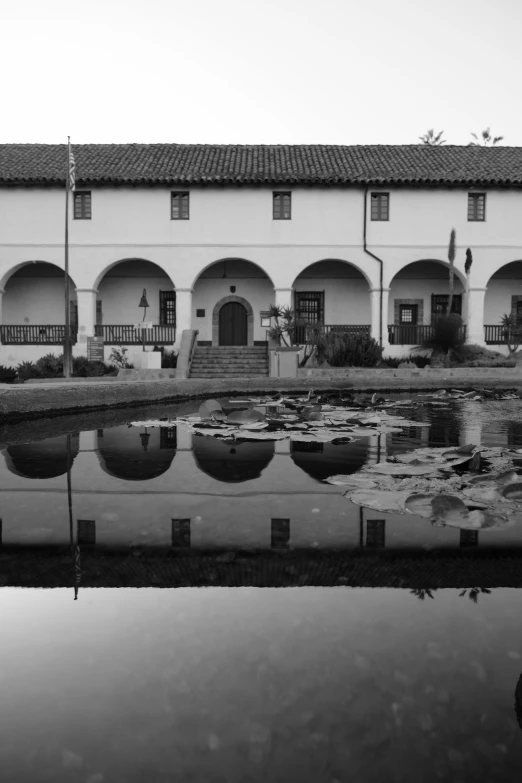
[193,436,274,482]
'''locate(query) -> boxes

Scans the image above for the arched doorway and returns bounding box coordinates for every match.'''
[484,261,522,346]
[219,301,248,345]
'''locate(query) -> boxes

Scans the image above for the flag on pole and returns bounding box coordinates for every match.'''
[74,544,81,600]
[68,145,76,192]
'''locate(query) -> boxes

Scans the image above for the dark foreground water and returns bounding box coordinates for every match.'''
[1,394,522,781]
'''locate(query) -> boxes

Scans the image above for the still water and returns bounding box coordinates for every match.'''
[0,395,521,781]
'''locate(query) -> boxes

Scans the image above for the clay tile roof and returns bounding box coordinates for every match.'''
[1,143,522,187]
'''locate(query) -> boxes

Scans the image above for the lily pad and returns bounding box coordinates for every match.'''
[404,494,435,519]
[226,409,266,425]
[199,399,223,419]
[431,495,470,525]
[501,482,522,500]
[346,490,412,513]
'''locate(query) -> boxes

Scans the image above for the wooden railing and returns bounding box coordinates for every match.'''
[94,325,176,345]
[484,325,522,345]
[0,325,78,344]
[388,324,467,345]
[293,323,371,344]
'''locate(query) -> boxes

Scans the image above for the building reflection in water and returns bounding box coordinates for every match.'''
[4,433,80,479]
[192,436,274,482]
[290,439,369,482]
[97,425,177,481]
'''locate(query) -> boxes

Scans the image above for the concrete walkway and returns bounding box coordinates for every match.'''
[0,371,521,425]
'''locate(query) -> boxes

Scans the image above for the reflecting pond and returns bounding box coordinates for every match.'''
[1,394,522,781]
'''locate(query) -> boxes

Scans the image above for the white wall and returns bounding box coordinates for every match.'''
[389,261,465,324]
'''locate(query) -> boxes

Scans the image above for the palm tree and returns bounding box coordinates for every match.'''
[469,127,504,146]
[419,129,446,145]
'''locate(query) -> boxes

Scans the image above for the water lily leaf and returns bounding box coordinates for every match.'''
[300,411,324,422]
[226,409,266,425]
[366,462,444,477]
[239,421,268,430]
[501,482,522,500]
[199,399,223,419]
[461,487,502,503]
[404,494,435,519]
[495,470,520,486]
[210,410,227,421]
[431,495,470,524]
[443,444,476,456]
[325,475,379,488]
[346,490,412,513]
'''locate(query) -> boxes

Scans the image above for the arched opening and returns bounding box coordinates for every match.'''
[484,261,522,346]
[96,259,176,347]
[97,424,176,481]
[388,260,465,346]
[1,262,76,346]
[290,260,371,342]
[4,434,79,479]
[193,436,274,482]
[290,439,369,482]
[192,259,273,346]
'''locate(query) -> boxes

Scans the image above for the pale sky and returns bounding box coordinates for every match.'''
[2,0,521,146]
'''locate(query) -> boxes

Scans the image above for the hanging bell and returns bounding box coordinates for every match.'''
[139,289,149,308]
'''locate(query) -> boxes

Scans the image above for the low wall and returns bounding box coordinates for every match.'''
[298,367,522,381]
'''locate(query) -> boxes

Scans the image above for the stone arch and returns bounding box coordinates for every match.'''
[388,259,466,328]
[387,259,467,289]
[212,295,254,346]
[484,260,522,332]
[0,260,75,292]
[189,257,275,290]
[92,257,175,292]
[290,258,374,290]
[96,425,176,482]
[291,259,372,330]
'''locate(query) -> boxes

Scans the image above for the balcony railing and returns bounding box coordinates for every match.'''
[293,323,371,344]
[0,325,78,345]
[388,324,467,346]
[94,325,176,345]
[484,325,522,345]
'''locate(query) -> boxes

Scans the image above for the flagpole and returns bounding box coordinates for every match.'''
[66,433,80,600]
[64,137,71,378]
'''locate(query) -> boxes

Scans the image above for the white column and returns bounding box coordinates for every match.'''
[0,288,4,344]
[76,288,97,344]
[274,288,293,311]
[175,288,193,350]
[79,430,98,451]
[370,287,390,351]
[466,287,487,346]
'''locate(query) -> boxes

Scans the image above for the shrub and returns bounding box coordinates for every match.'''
[16,361,42,380]
[161,349,178,369]
[385,355,431,369]
[108,346,134,369]
[315,331,383,367]
[35,352,63,376]
[0,364,17,383]
[414,314,465,366]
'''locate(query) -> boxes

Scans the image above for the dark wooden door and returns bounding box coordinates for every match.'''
[219,302,247,345]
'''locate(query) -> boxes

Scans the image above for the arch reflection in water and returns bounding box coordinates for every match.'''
[193,435,274,482]
[4,434,80,479]
[290,439,370,482]
[97,425,176,481]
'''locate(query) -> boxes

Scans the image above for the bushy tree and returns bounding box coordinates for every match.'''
[419,129,446,145]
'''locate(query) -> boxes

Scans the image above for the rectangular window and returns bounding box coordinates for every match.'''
[431,294,462,316]
[171,191,189,220]
[399,304,418,324]
[366,519,385,549]
[468,193,486,221]
[273,191,291,220]
[370,192,389,221]
[271,519,290,550]
[160,427,177,449]
[294,291,324,324]
[73,191,91,220]
[77,520,96,545]
[159,291,176,325]
[172,519,191,548]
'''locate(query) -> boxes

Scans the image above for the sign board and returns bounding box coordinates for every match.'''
[87,336,105,362]
[133,322,153,331]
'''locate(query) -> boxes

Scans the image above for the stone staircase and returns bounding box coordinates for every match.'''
[189,346,269,378]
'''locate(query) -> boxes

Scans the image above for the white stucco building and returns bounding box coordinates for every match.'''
[1,142,521,368]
